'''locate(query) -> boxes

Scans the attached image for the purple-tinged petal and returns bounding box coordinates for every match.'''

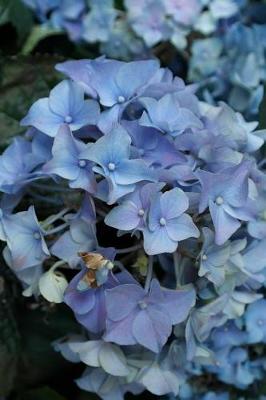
[161,286,196,324]
[222,163,249,207]
[55,60,98,97]
[64,270,96,315]
[105,284,143,321]
[132,307,172,352]
[104,311,138,345]
[209,201,241,245]
[77,287,106,333]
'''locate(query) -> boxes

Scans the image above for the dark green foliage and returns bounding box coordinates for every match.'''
[0,55,62,149]
[0,0,33,42]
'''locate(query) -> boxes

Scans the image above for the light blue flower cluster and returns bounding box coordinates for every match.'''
[22,0,244,59]
[189,21,266,118]
[22,0,202,55]
[22,0,266,120]
[1,58,266,399]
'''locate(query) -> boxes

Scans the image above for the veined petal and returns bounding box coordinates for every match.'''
[21,98,63,137]
[161,286,196,324]
[166,214,199,241]
[116,60,159,99]
[105,202,140,230]
[132,307,172,352]
[104,312,137,345]
[209,201,241,245]
[114,159,156,185]
[49,80,84,117]
[43,125,80,180]
[105,283,144,321]
[143,227,177,255]
[160,188,189,219]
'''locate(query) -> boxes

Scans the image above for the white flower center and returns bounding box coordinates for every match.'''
[108,162,116,171]
[138,209,145,217]
[64,115,73,123]
[138,300,148,310]
[215,196,224,205]
[202,254,208,261]
[160,217,166,226]
[33,232,41,240]
[78,160,87,168]
[118,95,126,103]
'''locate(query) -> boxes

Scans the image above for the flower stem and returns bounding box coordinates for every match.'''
[51,260,66,271]
[144,256,154,293]
[114,260,126,272]
[44,222,69,236]
[173,251,181,287]
[42,208,70,229]
[116,243,143,254]
[28,190,64,205]
[32,182,73,192]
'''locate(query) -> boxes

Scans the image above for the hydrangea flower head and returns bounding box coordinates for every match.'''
[1,56,266,399]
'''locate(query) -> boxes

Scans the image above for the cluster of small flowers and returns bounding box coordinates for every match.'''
[1,58,266,399]
[189,11,266,118]
[22,0,266,120]
[22,0,244,58]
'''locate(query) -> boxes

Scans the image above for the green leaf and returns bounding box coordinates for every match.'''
[16,304,80,389]
[7,0,34,41]
[0,273,20,396]
[22,25,63,55]
[0,111,22,147]
[21,386,67,400]
[0,55,61,147]
[0,0,9,26]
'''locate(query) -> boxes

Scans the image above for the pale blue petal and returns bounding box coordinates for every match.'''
[160,188,189,220]
[132,307,172,352]
[166,214,199,241]
[114,159,156,185]
[209,202,241,245]
[105,202,140,230]
[21,98,63,137]
[143,227,177,255]
[105,284,143,321]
